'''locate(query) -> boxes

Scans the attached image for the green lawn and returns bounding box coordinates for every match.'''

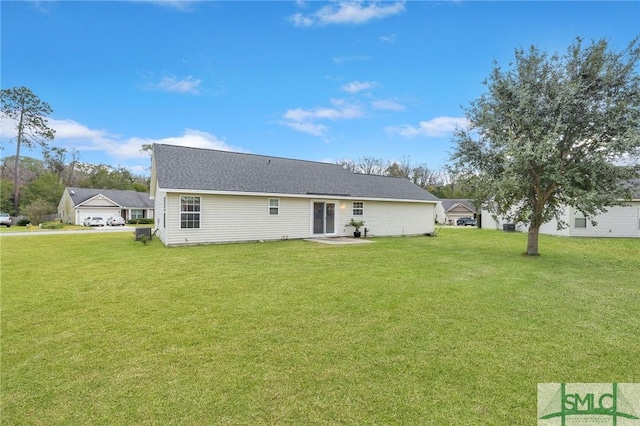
[1,229,639,424]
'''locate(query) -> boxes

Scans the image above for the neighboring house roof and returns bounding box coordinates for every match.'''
[66,187,153,209]
[440,199,476,213]
[152,144,439,202]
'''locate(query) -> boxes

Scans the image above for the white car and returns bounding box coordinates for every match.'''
[0,212,11,227]
[106,216,126,226]
[83,216,106,227]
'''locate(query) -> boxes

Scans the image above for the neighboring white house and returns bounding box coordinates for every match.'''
[435,199,476,225]
[150,144,440,246]
[58,187,155,225]
[481,187,640,238]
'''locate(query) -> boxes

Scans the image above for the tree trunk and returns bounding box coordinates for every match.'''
[13,101,25,214]
[12,130,22,214]
[526,225,540,256]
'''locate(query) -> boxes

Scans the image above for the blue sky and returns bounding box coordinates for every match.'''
[2,1,639,176]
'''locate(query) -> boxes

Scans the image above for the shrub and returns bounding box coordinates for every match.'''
[21,200,56,225]
[128,218,154,225]
[17,218,31,226]
[41,221,64,229]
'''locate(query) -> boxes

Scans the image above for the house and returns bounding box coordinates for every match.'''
[435,199,476,225]
[58,187,155,225]
[150,144,440,246]
[481,185,640,238]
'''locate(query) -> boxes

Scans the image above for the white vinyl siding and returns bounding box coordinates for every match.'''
[154,189,167,244]
[160,193,437,246]
[164,194,311,246]
[339,200,434,237]
[570,203,640,238]
[480,202,640,238]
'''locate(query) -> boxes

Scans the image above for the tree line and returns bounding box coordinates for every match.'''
[0,154,149,217]
[337,156,473,199]
[1,87,149,218]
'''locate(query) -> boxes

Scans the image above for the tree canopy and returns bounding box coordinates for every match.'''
[1,86,56,213]
[451,37,640,255]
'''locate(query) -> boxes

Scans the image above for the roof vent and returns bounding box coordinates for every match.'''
[70,190,75,195]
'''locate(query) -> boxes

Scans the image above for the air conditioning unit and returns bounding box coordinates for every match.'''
[503,223,516,232]
[135,227,152,240]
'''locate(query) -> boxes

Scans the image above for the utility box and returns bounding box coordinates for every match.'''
[135,227,152,240]
[503,223,516,232]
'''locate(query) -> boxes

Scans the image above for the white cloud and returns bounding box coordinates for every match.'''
[371,99,405,111]
[281,99,366,136]
[341,80,376,93]
[285,99,365,122]
[0,117,107,141]
[77,129,241,160]
[386,116,469,137]
[133,0,198,12]
[290,13,314,27]
[280,121,328,137]
[380,34,396,43]
[132,129,240,153]
[291,1,405,27]
[1,116,244,175]
[2,116,240,159]
[332,55,370,65]
[49,118,109,140]
[152,76,202,94]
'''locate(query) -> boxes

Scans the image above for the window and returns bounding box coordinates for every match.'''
[131,209,144,219]
[269,198,279,215]
[574,211,586,228]
[180,196,201,229]
[353,202,364,216]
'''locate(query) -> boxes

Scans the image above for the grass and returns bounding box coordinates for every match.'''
[1,229,639,424]
[0,224,153,233]
[0,224,89,233]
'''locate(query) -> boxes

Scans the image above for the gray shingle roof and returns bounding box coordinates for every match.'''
[153,144,439,202]
[67,187,153,208]
[440,199,476,213]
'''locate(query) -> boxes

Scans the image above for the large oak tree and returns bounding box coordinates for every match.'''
[451,38,640,255]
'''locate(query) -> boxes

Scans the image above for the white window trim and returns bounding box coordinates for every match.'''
[180,195,201,229]
[353,201,364,216]
[573,210,586,228]
[269,198,279,216]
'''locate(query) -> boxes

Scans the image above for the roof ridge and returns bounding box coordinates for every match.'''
[353,172,413,181]
[154,143,343,168]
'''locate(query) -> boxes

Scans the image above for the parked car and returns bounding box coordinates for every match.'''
[457,217,477,226]
[0,212,12,227]
[106,216,126,226]
[83,216,106,227]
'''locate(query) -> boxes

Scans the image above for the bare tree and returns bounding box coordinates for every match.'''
[386,157,412,179]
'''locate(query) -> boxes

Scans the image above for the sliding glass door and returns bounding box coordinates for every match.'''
[313,201,336,236]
